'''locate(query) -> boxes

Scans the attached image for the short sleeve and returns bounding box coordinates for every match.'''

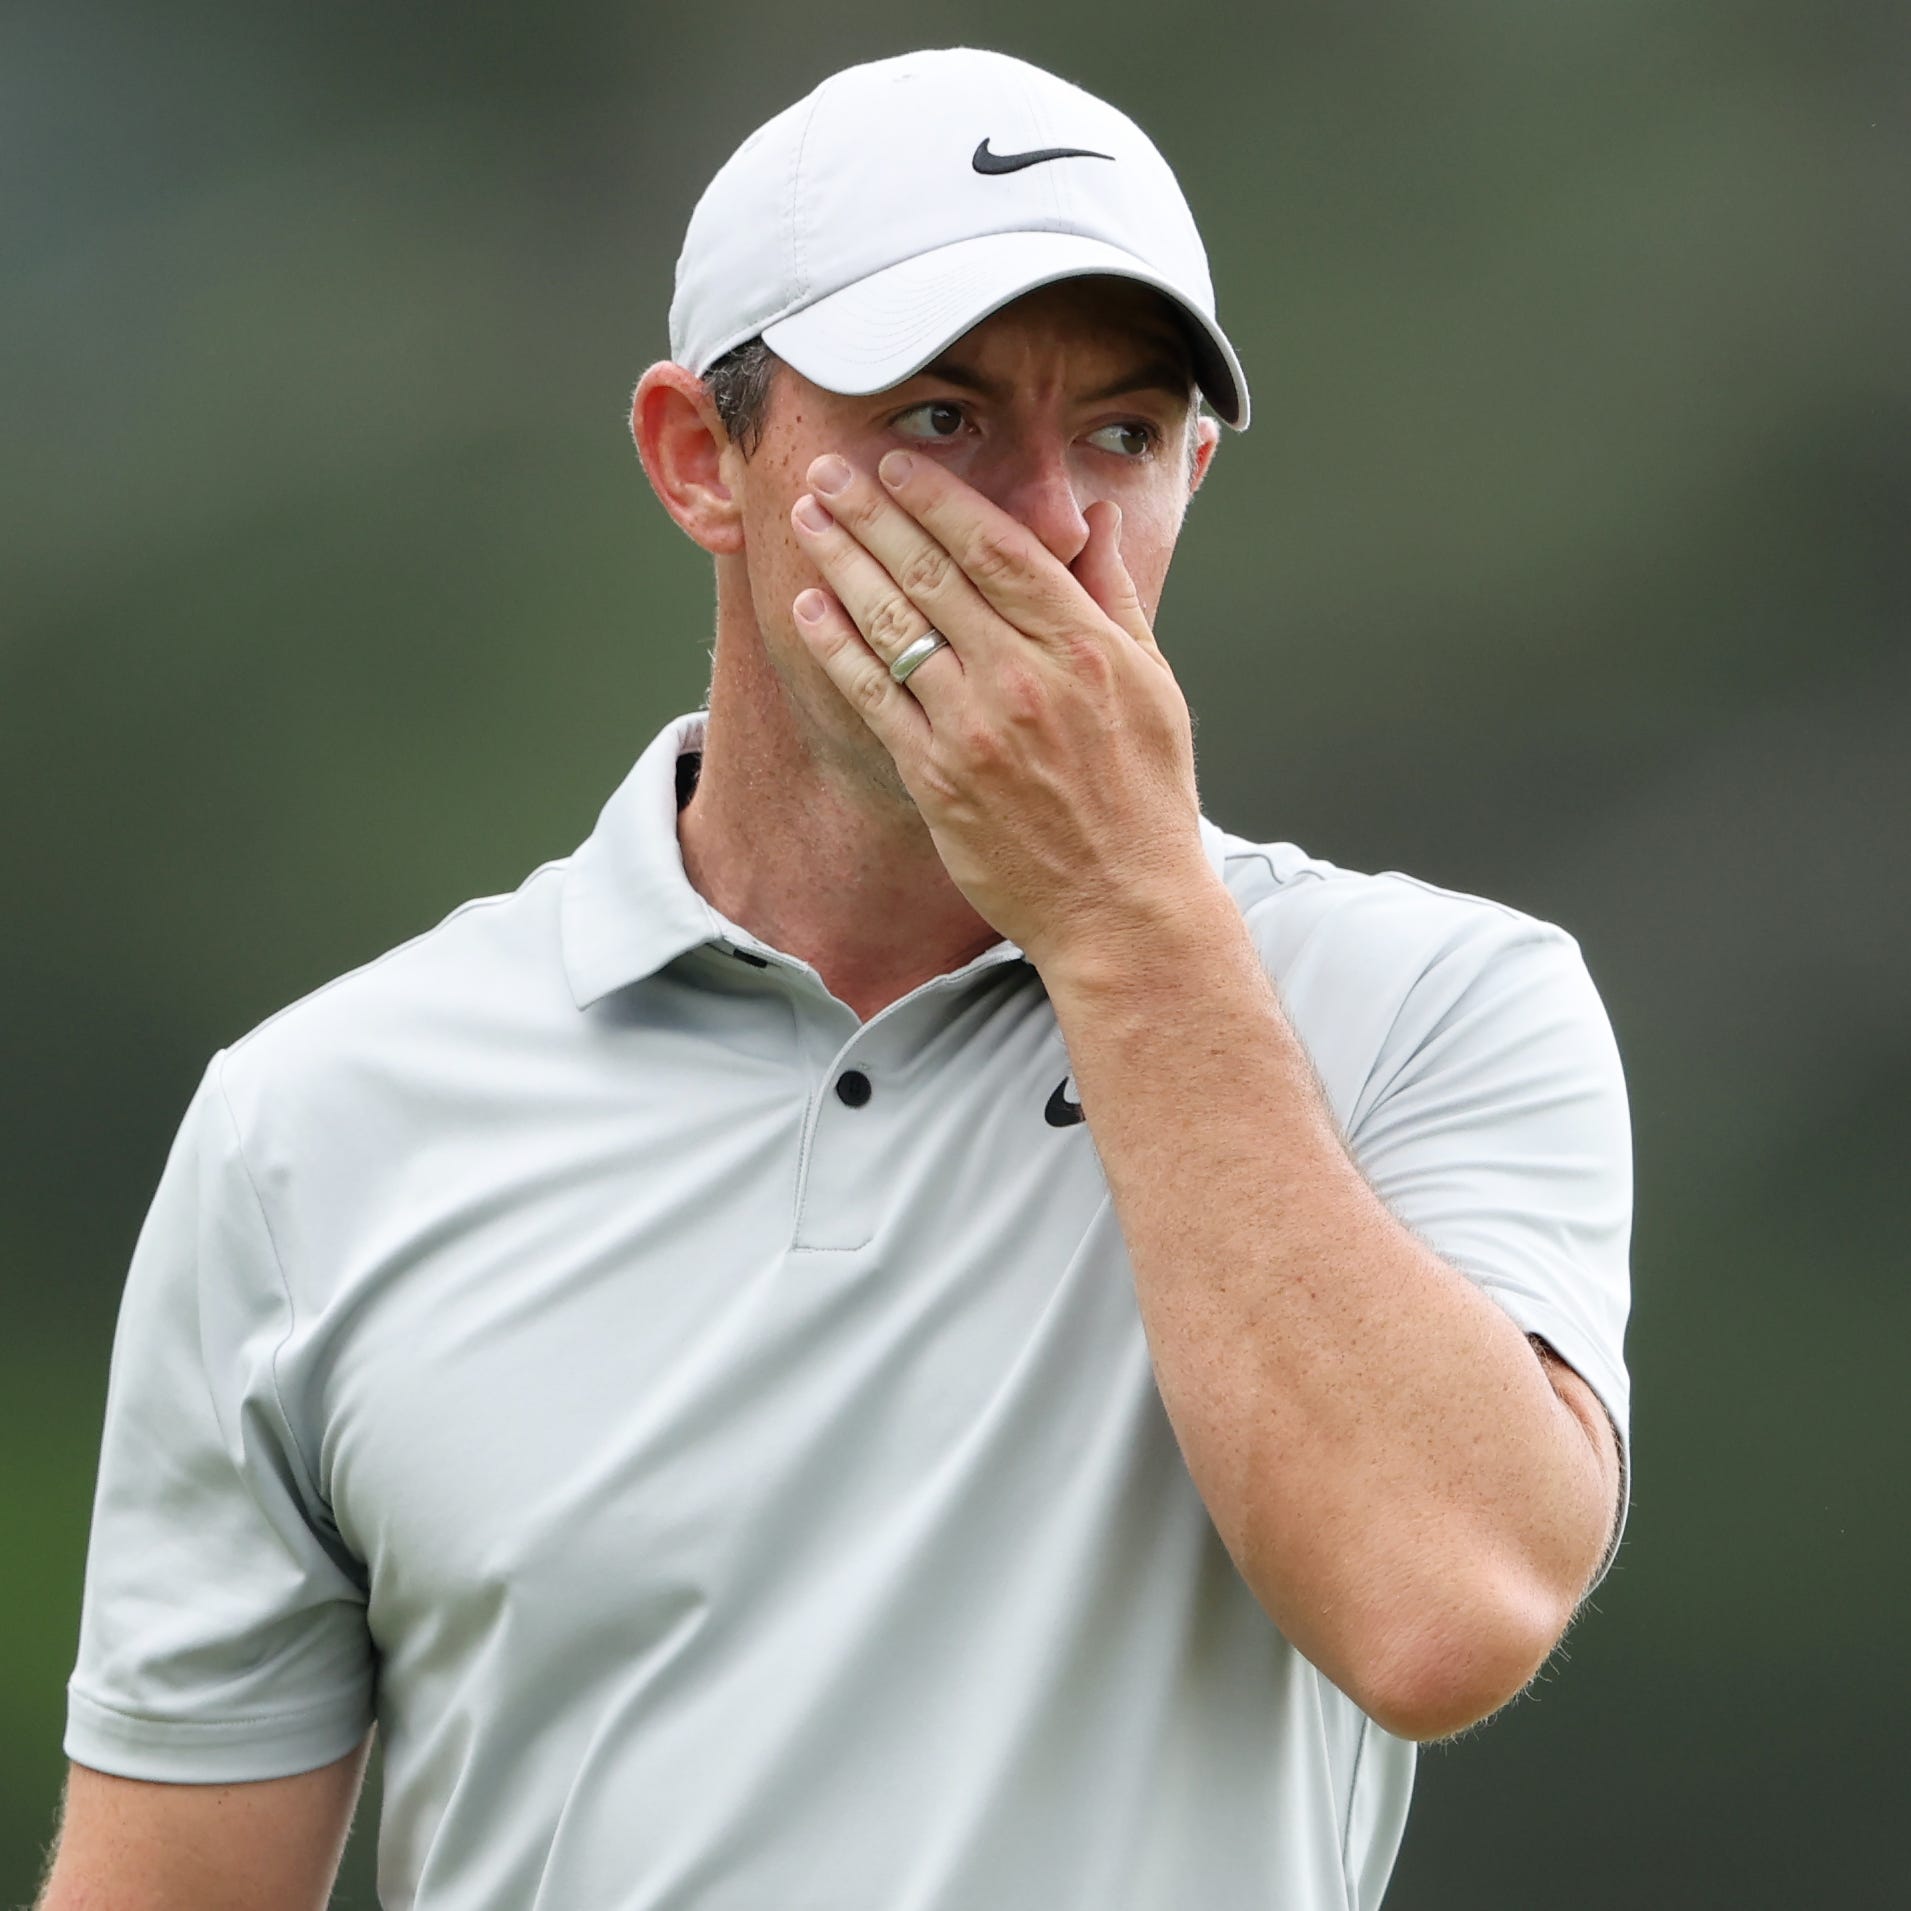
[1345,922,1634,1575]
[64,1053,375,1780]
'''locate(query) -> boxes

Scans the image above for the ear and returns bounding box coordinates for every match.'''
[1188,414,1222,494]
[631,361,745,556]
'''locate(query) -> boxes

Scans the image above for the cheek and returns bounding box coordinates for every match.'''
[736,470,818,608]
[1112,495,1186,602]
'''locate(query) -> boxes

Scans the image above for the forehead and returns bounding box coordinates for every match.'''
[939,277,1194,373]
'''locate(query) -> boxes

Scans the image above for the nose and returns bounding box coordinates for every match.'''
[979,438,1091,568]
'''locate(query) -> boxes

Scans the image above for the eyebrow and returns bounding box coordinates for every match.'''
[912,352,1196,407]
[1079,358,1198,404]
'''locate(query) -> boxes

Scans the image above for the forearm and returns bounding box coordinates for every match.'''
[1037,876,1615,1738]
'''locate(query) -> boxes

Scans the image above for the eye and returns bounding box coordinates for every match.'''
[1086,421,1158,459]
[893,401,970,441]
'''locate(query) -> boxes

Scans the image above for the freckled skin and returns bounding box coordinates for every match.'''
[721,278,1219,812]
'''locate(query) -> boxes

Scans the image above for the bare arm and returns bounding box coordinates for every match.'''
[1041,897,1623,1742]
[36,1730,373,1911]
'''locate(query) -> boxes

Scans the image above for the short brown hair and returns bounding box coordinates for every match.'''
[702,338,780,457]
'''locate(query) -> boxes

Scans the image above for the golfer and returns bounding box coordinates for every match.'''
[41,47,1631,1911]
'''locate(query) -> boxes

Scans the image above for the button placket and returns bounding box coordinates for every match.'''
[787,965,1029,1253]
[793,1051,888,1250]
[791,987,944,1251]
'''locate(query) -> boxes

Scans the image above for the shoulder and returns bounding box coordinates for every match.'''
[216,858,574,1136]
[1202,822,1617,1122]
[1210,823,1582,983]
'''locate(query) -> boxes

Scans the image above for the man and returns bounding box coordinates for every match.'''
[42,47,1631,1911]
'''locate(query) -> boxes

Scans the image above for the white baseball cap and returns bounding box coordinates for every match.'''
[669,48,1250,430]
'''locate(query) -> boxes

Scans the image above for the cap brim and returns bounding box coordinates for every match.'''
[760,230,1249,430]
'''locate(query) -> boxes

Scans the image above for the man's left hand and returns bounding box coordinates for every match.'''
[788,448,1217,970]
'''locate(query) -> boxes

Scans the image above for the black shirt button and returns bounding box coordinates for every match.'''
[835,1069,873,1107]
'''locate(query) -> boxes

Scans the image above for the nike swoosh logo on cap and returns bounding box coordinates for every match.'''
[972,138,1115,176]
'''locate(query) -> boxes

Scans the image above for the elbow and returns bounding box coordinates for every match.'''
[1341,1571,1579,1743]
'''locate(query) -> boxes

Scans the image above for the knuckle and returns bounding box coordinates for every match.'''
[964,528,1024,587]
[997,663,1047,725]
[1060,630,1113,685]
[959,715,1004,766]
[866,596,922,651]
[917,754,963,808]
[897,543,954,601]
[849,661,894,719]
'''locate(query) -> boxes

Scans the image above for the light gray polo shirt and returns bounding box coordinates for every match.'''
[66,709,1632,1910]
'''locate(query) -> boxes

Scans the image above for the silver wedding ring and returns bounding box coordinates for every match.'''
[888,630,949,684]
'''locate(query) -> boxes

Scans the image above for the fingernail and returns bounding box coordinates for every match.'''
[880,451,914,488]
[793,588,828,623]
[793,495,831,533]
[810,455,850,495]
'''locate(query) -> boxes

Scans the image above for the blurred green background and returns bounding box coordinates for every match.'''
[5,1,1905,1905]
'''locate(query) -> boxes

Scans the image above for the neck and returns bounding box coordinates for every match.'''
[676,568,1002,1020]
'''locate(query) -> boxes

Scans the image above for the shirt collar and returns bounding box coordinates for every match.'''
[561,712,729,1008]
[560,709,1234,1010]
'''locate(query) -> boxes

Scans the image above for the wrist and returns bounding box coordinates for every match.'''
[1027,863,1244,1004]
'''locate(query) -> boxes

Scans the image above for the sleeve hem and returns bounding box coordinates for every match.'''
[1463,1282,1633,1592]
[64,1683,374,1784]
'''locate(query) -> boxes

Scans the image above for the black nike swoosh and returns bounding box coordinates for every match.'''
[973,139,1115,176]
[1044,1079,1087,1127]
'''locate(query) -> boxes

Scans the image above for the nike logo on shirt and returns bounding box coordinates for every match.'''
[1045,1078,1087,1127]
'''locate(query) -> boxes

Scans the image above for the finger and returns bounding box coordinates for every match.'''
[877,450,1099,645]
[1070,500,1158,650]
[804,453,1004,657]
[791,586,934,754]
[791,491,966,692]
